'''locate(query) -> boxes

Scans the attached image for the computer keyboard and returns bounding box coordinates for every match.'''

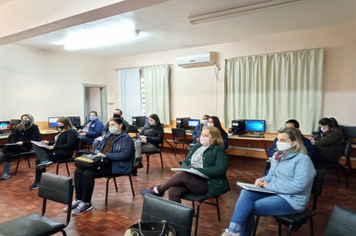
[239,134,265,138]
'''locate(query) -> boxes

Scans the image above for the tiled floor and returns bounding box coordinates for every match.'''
[0,150,355,236]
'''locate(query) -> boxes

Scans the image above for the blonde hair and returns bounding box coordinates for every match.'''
[278,127,307,154]
[202,126,223,146]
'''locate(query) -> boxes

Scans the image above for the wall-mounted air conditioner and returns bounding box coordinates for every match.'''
[177,51,215,67]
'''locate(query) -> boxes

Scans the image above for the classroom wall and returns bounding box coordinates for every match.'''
[0,44,108,122]
[107,25,356,131]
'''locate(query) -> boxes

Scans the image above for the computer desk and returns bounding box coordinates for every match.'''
[0,129,58,146]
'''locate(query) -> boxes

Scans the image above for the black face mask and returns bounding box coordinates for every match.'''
[113,114,121,118]
[22,120,30,126]
[58,125,65,130]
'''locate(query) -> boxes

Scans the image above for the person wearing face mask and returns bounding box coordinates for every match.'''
[0,114,40,180]
[310,117,344,164]
[68,118,134,215]
[192,115,210,144]
[78,111,104,145]
[208,116,229,149]
[222,128,316,236]
[133,114,164,170]
[29,116,78,190]
[141,126,230,203]
[92,109,130,151]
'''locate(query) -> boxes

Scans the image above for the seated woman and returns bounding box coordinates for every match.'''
[69,118,134,215]
[208,116,229,149]
[310,117,344,164]
[134,114,163,168]
[222,127,316,236]
[29,116,77,190]
[141,126,230,203]
[0,114,40,180]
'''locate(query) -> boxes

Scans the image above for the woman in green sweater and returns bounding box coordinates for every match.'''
[141,126,230,203]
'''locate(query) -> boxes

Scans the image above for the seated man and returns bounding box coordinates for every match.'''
[191,115,209,144]
[78,111,104,145]
[92,109,130,150]
[267,119,314,157]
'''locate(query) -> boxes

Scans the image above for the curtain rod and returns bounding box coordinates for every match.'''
[115,64,173,71]
[223,47,323,60]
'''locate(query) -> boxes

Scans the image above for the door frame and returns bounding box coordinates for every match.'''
[81,82,108,124]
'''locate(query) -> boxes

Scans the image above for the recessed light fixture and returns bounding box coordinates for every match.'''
[62,22,142,50]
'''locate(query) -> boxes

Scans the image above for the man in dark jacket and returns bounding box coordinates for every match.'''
[192,115,209,144]
[78,111,104,145]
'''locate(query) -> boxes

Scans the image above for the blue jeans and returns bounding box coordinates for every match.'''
[229,189,296,236]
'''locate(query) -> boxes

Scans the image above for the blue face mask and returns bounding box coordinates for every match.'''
[89,116,96,121]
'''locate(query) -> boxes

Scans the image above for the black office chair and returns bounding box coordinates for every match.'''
[171,128,193,157]
[252,170,324,236]
[323,205,356,236]
[143,138,164,174]
[314,141,351,187]
[127,125,139,139]
[54,137,82,176]
[104,151,136,205]
[181,193,222,236]
[0,173,73,236]
[141,194,194,236]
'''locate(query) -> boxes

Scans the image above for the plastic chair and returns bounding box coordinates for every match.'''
[252,170,324,236]
[0,173,73,236]
[171,128,193,156]
[323,205,356,236]
[127,125,139,139]
[54,137,82,176]
[143,138,164,174]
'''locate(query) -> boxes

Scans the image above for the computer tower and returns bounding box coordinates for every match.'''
[230,119,245,135]
[132,116,146,127]
[176,117,190,129]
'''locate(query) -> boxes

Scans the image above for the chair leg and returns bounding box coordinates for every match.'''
[174,143,177,157]
[113,177,118,192]
[194,202,202,236]
[215,197,221,221]
[252,216,260,236]
[310,218,314,236]
[65,163,70,176]
[128,175,135,197]
[56,163,60,175]
[278,222,282,236]
[344,168,349,188]
[105,177,111,206]
[146,154,150,174]
[61,229,67,236]
[287,224,293,236]
[160,153,163,169]
[336,168,340,181]
[14,158,21,175]
[26,157,31,168]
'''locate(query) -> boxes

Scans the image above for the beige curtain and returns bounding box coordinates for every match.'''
[224,49,324,133]
[144,65,170,125]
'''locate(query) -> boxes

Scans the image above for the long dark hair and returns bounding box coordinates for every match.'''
[111,117,126,131]
[209,116,227,135]
[149,114,161,129]
[319,117,341,130]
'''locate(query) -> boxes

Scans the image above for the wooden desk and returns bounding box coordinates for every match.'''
[0,129,59,146]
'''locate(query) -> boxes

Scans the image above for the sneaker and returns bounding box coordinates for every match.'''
[0,173,10,180]
[37,160,53,169]
[29,181,40,190]
[64,200,82,212]
[72,202,93,215]
[140,187,164,197]
[221,229,240,236]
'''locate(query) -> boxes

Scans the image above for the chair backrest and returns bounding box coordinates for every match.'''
[76,137,83,151]
[311,170,324,210]
[38,173,73,205]
[172,128,186,140]
[323,205,356,236]
[141,194,194,236]
[127,125,139,134]
[343,141,352,158]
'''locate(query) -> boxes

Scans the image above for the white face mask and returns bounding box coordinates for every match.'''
[276,141,293,151]
[320,126,328,133]
[202,120,208,125]
[207,123,214,127]
[149,121,156,126]
[200,137,210,146]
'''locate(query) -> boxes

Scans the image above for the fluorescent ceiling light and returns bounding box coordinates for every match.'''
[61,21,141,50]
[189,0,306,25]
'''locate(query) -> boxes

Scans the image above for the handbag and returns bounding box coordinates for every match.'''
[124,220,176,236]
[74,154,110,171]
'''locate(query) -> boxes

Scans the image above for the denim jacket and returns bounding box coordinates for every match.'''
[262,152,316,212]
[95,132,134,174]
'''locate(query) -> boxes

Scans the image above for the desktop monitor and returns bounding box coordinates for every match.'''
[10,119,21,132]
[132,116,146,127]
[68,116,81,128]
[245,120,265,133]
[176,117,190,130]
[187,119,200,128]
[0,121,11,134]
[48,117,59,128]
[145,117,149,125]
[342,126,356,142]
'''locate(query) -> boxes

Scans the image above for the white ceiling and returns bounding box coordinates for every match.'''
[12,0,356,58]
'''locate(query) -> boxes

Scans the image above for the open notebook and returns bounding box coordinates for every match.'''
[171,168,209,179]
[237,182,275,194]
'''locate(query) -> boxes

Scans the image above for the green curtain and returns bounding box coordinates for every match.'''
[224,49,324,133]
[144,65,170,125]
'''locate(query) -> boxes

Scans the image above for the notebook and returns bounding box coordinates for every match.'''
[171,168,209,179]
[31,141,48,148]
[236,182,275,194]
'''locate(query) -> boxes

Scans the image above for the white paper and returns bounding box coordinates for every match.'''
[31,141,48,148]
[171,168,209,179]
[236,182,275,194]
